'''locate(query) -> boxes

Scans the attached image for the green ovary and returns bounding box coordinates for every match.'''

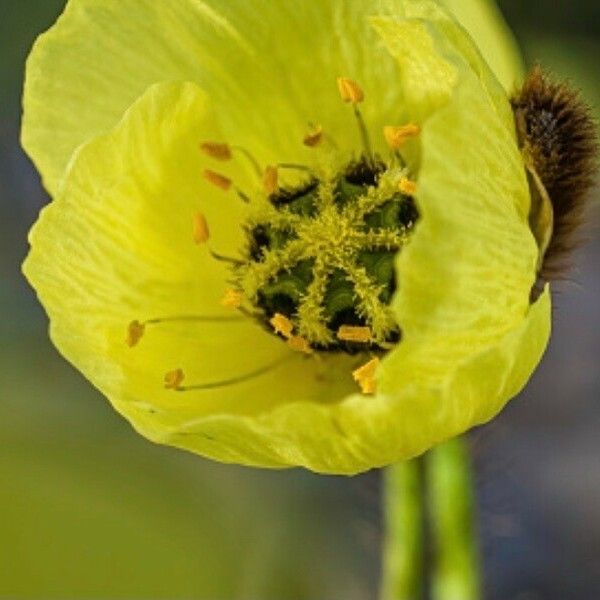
[236,157,419,353]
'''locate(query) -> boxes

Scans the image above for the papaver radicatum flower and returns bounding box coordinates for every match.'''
[22,0,596,473]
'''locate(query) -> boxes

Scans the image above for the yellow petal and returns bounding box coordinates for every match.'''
[26,0,483,195]
[24,81,356,464]
[377,15,551,460]
[439,0,524,90]
[164,289,550,473]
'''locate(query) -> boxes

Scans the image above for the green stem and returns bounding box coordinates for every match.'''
[379,458,424,600]
[427,437,481,600]
[379,437,481,600]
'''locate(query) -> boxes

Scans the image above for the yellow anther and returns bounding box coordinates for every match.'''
[203,169,232,191]
[337,77,364,104]
[200,141,232,161]
[352,357,380,395]
[287,335,313,354]
[269,313,294,338]
[164,368,185,391]
[263,165,279,195]
[126,320,145,347]
[221,288,243,309]
[303,124,324,147]
[399,177,417,196]
[383,123,421,149]
[192,211,210,244]
[337,325,372,343]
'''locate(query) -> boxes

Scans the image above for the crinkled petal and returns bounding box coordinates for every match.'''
[22,0,395,194]
[23,0,523,196]
[376,16,551,460]
[371,3,515,144]
[163,287,549,474]
[23,81,356,467]
[439,0,524,91]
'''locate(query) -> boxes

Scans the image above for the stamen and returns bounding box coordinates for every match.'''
[399,177,417,196]
[391,150,407,169]
[201,140,263,179]
[337,77,373,160]
[201,169,250,203]
[303,124,324,147]
[231,145,262,177]
[209,249,245,266]
[193,212,210,244]
[235,189,252,203]
[383,124,421,149]
[164,368,185,390]
[203,169,232,191]
[353,106,373,160]
[337,325,372,343]
[126,320,146,347]
[269,313,294,338]
[287,335,313,354]
[352,357,379,395]
[277,163,312,172]
[174,357,288,392]
[127,314,244,347]
[337,77,364,104]
[221,288,243,309]
[145,315,244,325]
[263,165,279,195]
[200,141,232,161]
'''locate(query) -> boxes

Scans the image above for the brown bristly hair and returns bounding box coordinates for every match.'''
[511,66,598,297]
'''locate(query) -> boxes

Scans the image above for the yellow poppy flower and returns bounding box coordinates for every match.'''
[22,0,551,474]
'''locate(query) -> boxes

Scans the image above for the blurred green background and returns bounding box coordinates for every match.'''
[1,1,598,598]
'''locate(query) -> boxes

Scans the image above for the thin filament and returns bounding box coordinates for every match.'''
[209,249,245,265]
[232,145,262,177]
[177,356,291,392]
[353,105,373,160]
[277,163,313,172]
[146,315,244,325]
[235,187,252,203]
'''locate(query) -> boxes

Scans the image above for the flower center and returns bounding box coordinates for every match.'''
[237,156,418,353]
